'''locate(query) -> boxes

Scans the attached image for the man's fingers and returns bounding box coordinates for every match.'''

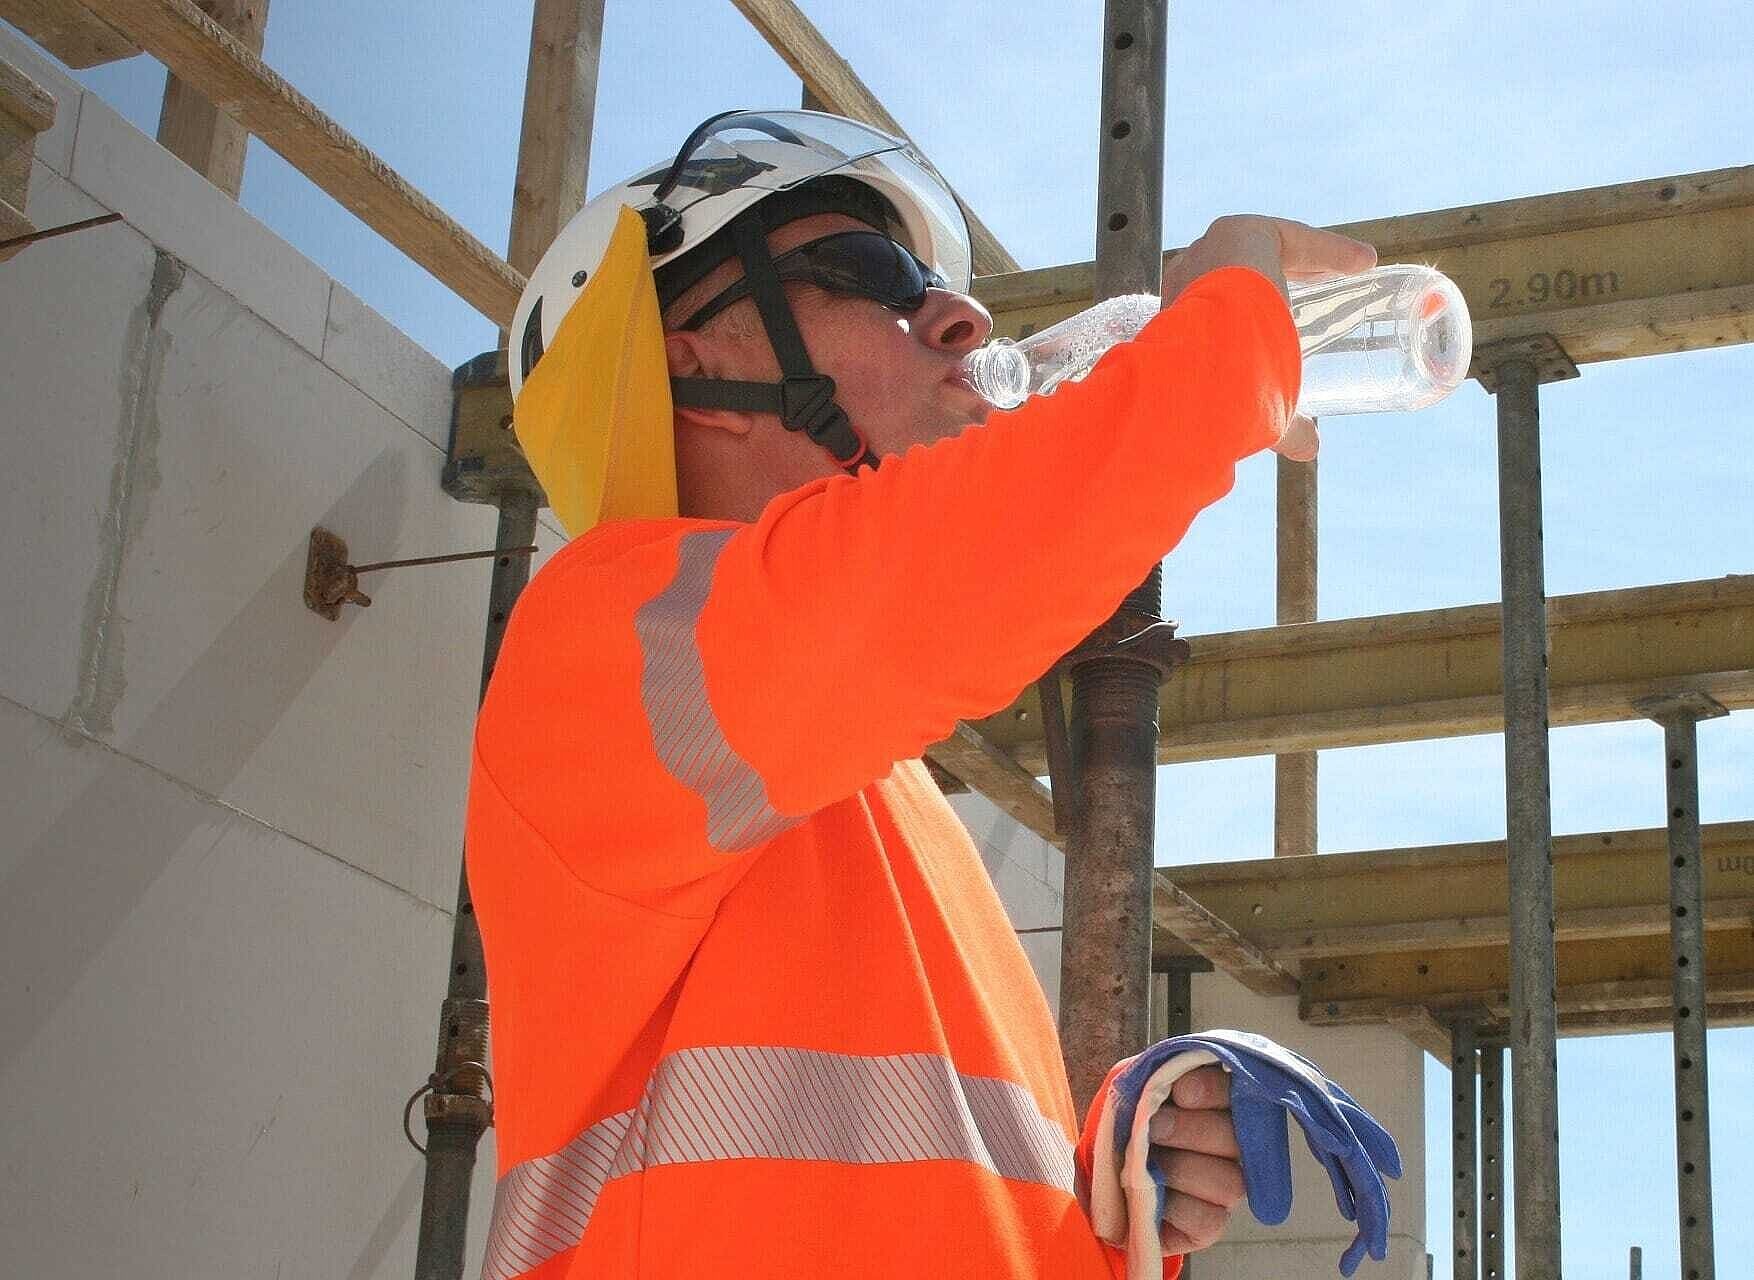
[1272,415,1319,462]
[1158,1189,1234,1253]
[1155,1148,1247,1208]
[1274,220,1376,279]
[1169,1064,1231,1110]
[1148,1105,1242,1158]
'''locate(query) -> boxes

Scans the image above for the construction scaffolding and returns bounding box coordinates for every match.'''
[5,2,1748,1278]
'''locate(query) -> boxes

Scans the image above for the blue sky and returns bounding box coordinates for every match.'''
[34,2,1753,1276]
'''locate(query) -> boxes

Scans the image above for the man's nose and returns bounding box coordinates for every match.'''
[916,288,993,355]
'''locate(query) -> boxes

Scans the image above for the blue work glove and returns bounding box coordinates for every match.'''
[1111,1029,1403,1276]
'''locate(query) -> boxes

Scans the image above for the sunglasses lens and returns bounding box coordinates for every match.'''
[781,233,936,310]
[679,232,945,330]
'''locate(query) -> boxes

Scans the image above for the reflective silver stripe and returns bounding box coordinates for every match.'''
[479,1046,1077,1279]
[635,529,797,852]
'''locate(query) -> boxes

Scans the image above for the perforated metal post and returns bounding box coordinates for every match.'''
[1639,691,1726,1280]
[1452,1020,1480,1280]
[1480,1042,1507,1280]
[1058,0,1170,1116]
[415,5,603,1274]
[1479,336,1575,1280]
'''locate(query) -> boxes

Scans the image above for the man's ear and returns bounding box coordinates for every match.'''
[665,331,753,437]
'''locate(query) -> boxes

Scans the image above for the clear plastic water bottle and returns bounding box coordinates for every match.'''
[958,264,1472,417]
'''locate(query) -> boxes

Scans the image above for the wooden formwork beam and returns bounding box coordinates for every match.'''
[728,0,1020,276]
[962,575,1754,771]
[81,0,524,324]
[974,166,1754,365]
[1145,821,1754,1032]
[155,0,266,199]
[0,0,139,66]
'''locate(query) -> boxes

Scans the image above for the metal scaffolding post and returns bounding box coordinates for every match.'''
[1274,451,1318,858]
[1480,1041,1508,1280]
[411,5,602,1275]
[1451,1020,1480,1280]
[1478,333,1576,1280]
[1057,0,1172,1115]
[1637,690,1726,1280]
[413,494,539,1280]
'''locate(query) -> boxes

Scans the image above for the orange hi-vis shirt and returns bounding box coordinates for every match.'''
[467,266,1300,1279]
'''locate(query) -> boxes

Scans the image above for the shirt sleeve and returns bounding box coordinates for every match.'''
[473,265,1299,904]
[703,265,1299,817]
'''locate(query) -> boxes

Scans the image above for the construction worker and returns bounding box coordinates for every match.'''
[468,110,1375,1279]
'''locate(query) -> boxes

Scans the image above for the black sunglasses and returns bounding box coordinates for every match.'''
[678,230,947,332]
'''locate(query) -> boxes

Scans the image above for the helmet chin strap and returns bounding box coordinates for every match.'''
[669,215,878,474]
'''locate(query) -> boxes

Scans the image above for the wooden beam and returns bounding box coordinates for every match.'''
[974,166,1754,365]
[727,0,1019,277]
[963,575,1754,770]
[0,0,139,66]
[0,54,55,260]
[82,0,524,324]
[1308,975,1754,1035]
[924,722,1061,849]
[1257,898,1754,960]
[506,0,603,279]
[1152,877,1299,997]
[1382,1004,1455,1061]
[1152,821,1754,951]
[155,0,266,199]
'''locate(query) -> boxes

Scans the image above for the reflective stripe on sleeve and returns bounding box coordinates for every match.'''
[479,1045,1077,1279]
[634,528,797,852]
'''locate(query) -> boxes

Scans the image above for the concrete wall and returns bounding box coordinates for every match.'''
[0,28,533,1278]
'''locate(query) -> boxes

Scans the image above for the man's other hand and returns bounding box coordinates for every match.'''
[1164,215,1376,305]
[1164,215,1371,464]
[1146,1064,1247,1254]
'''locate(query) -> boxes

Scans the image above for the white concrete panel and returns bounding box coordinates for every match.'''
[0,165,156,724]
[1192,970,1428,1280]
[323,282,454,450]
[0,23,83,176]
[94,263,505,906]
[68,90,332,358]
[1191,1234,1429,1280]
[948,787,1064,897]
[1017,929,1062,1020]
[0,696,497,1280]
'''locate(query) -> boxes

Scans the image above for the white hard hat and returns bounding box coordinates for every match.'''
[509,109,973,400]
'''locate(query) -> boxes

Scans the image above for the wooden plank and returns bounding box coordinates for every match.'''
[973,166,1754,366]
[0,0,140,66]
[1150,821,1754,950]
[155,0,266,199]
[963,576,1754,771]
[727,0,1019,277]
[1382,1005,1454,1061]
[0,55,53,260]
[1298,931,1754,1011]
[1307,974,1754,1032]
[82,0,524,324]
[1152,876,1299,997]
[1258,898,1754,960]
[506,0,603,279]
[924,722,1061,849]
[1,56,52,203]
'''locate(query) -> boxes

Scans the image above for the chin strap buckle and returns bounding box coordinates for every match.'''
[779,374,869,468]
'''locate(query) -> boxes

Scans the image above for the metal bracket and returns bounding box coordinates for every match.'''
[304,526,538,621]
[303,527,369,619]
[1634,689,1730,725]
[1471,333,1580,393]
[1034,607,1191,834]
[443,349,546,507]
